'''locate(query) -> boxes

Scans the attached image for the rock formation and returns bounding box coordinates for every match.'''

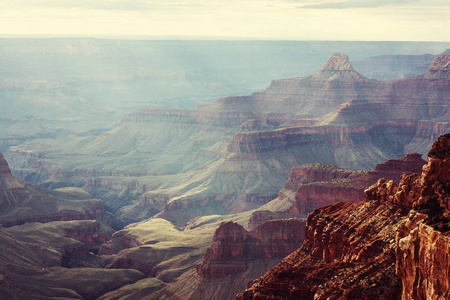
[7,53,450,226]
[237,133,450,300]
[197,219,305,279]
[0,152,12,176]
[0,151,106,227]
[84,150,431,300]
[249,153,426,229]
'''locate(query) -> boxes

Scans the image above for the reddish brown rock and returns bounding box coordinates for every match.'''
[247,210,302,230]
[224,120,419,165]
[277,153,426,219]
[237,200,405,299]
[424,55,450,79]
[98,230,143,255]
[197,219,305,279]
[395,133,450,300]
[236,134,450,300]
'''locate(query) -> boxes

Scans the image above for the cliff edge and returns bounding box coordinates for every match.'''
[237,133,450,300]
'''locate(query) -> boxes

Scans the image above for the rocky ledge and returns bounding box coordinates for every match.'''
[237,133,450,300]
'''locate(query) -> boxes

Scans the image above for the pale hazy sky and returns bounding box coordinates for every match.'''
[1,0,449,41]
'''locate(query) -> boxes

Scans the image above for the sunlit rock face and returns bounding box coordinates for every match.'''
[237,134,450,300]
[396,133,450,300]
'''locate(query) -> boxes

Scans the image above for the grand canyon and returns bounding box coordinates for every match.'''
[0,39,449,299]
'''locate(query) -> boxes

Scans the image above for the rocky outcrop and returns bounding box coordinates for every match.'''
[266,153,426,220]
[395,133,450,300]
[224,120,420,169]
[64,221,109,248]
[424,55,450,79]
[237,201,405,299]
[0,152,12,176]
[247,210,302,230]
[237,133,450,300]
[197,219,305,279]
[98,230,143,255]
[312,53,368,81]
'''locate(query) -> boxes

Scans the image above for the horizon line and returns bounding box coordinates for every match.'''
[0,34,449,43]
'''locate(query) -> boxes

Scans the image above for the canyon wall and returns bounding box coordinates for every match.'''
[6,54,450,226]
[237,133,450,300]
[197,219,305,279]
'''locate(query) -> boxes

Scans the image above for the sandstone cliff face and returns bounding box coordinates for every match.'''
[262,153,426,221]
[237,201,405,299]
[424,55,450,79]
[197,219,305,279]
[237,134,450,300]
[395,133,450,300]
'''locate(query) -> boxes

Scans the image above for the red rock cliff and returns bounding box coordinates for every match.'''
[278,153,426,218]
[395,133,450,300]
[197,219,305,279]
[237,133,450,300]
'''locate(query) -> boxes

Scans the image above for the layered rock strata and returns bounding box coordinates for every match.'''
[253,153,426,227]
[7,53,450,226]
[197,219,305,279]
[237,133,450,300]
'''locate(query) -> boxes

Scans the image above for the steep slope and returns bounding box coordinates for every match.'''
[237,133,450,300]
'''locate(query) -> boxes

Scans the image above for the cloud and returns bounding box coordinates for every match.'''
[300,0,411,9]
[18,0,195,11]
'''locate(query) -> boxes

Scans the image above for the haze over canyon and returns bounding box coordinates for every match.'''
[0,39,449,299]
